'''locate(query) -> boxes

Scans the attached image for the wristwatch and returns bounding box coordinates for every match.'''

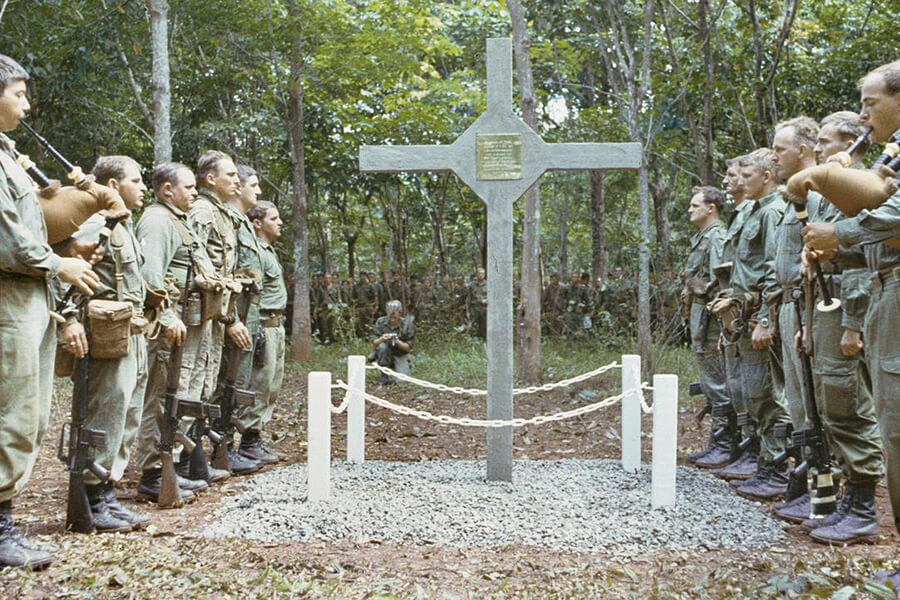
[759,317,769,328]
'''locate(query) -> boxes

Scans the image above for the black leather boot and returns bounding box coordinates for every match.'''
[736,460,789,501]
[803,486,849,530]
[713,450,757,481]
[810,481,879,544]
[695,437,734,469]
[85,485,133,533]
[227,442,264,475]
[773,492,810,523]
[239,430,280,465]
[102,484,150,530]
[688,433,716,463]
[0,501,53,570]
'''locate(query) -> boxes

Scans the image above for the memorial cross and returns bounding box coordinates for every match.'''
[359,38,642,482]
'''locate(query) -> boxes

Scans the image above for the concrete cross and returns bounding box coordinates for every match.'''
[359,38,642,482]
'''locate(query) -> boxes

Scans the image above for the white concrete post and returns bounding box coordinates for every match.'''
[347,355,366,463]
[621,354,641,473]
[307,371,332,502]
[651,373,679,509]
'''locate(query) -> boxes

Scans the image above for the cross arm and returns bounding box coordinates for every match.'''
[359,144,457,174]
[542,142,643,171]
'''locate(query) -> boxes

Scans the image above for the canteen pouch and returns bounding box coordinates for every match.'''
[55,345,76,378]
[253,327,267,367]
[200,287,235,322]
[87,299,133,359]
[185,292,203,327]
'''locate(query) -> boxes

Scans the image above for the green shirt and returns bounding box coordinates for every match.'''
[685,219,725,301]
[73,214,145,307]
[0,148,60,278]
[258,240,287,312]
[372,314,414,350]
[190,189,238,277]
[731,190,786,321]
[721,199,753,265]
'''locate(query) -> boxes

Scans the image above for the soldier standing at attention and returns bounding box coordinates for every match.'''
[247,200,287,460]
[190,151,259,475]
[0,55,100,569]
[682,186,730,468]
[803,61,900,570]
[58,156,152,532]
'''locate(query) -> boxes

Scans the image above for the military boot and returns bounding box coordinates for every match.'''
[84,485,132,534]
[0,501,52,570]
[227,443,264,475]
[774,492,811,523]
[736,460,789,501]
[803,487,850,530]
[713,450,757,481]
[688,433,716,463]
[239,430,280,465]
[136,468,196,504]
[177,451,229,485]
[695,437,734,469]
[102,484,150,530]
[810,482,879,545]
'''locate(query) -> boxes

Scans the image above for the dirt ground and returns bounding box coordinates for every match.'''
[1,363,898,599]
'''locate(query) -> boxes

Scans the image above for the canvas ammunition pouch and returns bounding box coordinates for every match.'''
[55,344,76,378]
[87,299,134,359]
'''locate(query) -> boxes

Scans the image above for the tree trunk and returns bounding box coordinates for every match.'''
[285,0,311,362]
[147,0,172,163]
[637,162,652,367]
[346,234,357,278]
[699,0,715,185]
[590,171,607,282]
[508,0,542,383]
[555,178,569,280]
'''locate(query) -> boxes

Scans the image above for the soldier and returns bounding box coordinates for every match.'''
[133,163,223,503]
[387,268,410,308]
[560,271,591,334]
[0,55,101,569]
[541,271,564,335]
[370,300,414,384]
[767,117,821,503]
[792,111,885,543]
[354,271,378,337]
[682,186,730,469]
[247,200,287,460]
[316,272,341,343]
[710,148,791,500]
[467,267,488,339]
[711,155,758,482]
[189,151,259,475]
[804,63,900,585]
[221,165,277,465]
[58,156,152,532]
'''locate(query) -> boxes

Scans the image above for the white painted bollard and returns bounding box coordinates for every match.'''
[651,373,679,509]
[346,355,366,463]
[621,354,641,474]
[307,371,332,502]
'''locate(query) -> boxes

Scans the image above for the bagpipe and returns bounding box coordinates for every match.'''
[784,128,900,250]
[0,121,128,244]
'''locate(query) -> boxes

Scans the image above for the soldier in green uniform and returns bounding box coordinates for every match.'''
[133,163,224,502]
[248,200,287,453]
[803,66,900,557]
[467,267,488,339]
[711,155,758,481]
[388,269,410,308]
[354,271,378,337]
[370,299,414,383]
[682,186,730,468]
[541,271,564,335]
[560,271,591,335]
[316,272,341,343]
[781,111,884,541]
[0,55,102,569]
[58,156,152,532]
[712,149,791,500]
[190,151,259,475]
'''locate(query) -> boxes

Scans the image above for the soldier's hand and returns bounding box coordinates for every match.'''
[226,321,251,349]
[68,238,105,264]
[802,222,839,254]
[61,322,88,358]
[56,256,100,295]
[165,319,187,347]
[751,322,774,350]
[840,328,863,357]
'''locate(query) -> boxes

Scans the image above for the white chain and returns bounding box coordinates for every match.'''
[364,361,620,396]
[333,380,628,428]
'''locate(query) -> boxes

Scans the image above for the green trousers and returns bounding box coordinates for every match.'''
[736,335,791,461]
[812,293,882,485]
[0,278,55,504]
[864,275,900,533]
[76,334,148,484]
[690,301,730,428]
[134,319,212,471]
[248,325,285,430]
[778,301,808,429]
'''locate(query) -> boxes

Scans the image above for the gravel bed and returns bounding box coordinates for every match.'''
[202,459,785,556]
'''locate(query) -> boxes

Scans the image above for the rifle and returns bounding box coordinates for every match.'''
[211,279,258,472]
[58,356,109,533]
[158,249,196,508]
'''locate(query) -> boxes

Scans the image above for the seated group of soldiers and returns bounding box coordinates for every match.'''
[0,55,288,569]
[683,58,900,588]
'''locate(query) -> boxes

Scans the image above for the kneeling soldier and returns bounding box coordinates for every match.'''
[370,300,414,383]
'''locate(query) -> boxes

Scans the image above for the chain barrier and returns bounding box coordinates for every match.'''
[364,361,621,397]
[333,379,631,428]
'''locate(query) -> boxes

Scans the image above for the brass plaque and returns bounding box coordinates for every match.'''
[476,134,522,180]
